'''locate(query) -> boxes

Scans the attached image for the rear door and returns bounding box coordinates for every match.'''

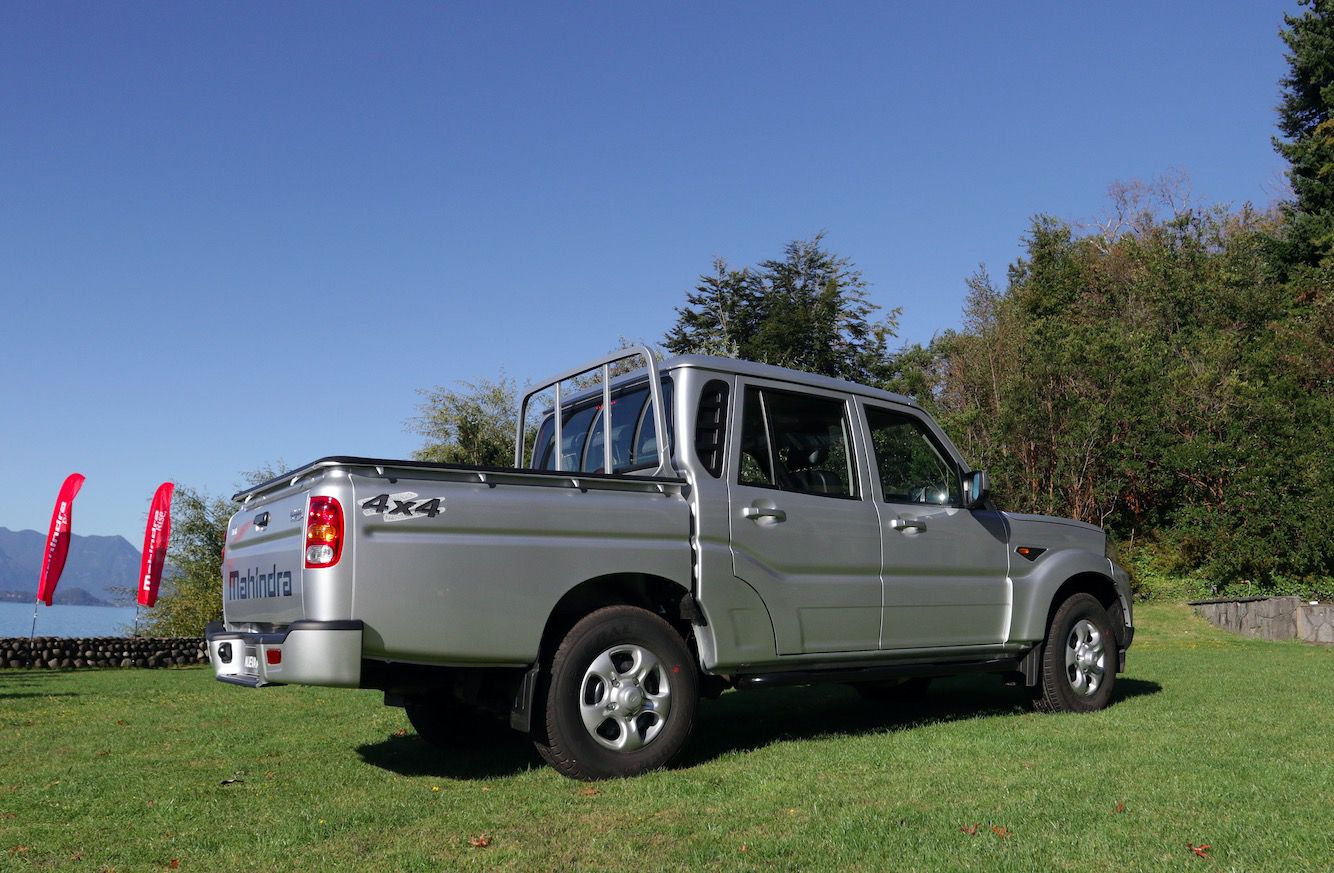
[726,381,883,655]
[861,403,1010,649]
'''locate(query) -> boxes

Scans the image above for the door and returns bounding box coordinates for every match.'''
[862,404,1010,649]
[727,382,883,655]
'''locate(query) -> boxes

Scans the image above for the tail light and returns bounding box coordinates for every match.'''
[305,496,343,568]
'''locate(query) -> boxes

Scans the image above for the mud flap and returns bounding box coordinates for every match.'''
[1018,643,1042,687]
[510,664,541,732]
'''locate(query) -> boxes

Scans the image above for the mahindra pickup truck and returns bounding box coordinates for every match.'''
[207,347,1134,780]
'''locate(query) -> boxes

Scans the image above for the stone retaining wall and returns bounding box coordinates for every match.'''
[1190,597,1334,644]
[0,637,207,670]
[1297,603,1334,644]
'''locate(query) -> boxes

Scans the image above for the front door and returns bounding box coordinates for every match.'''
[862,403,1011,649]
[727,382,883,655]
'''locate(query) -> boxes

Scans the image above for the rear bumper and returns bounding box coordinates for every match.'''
[205,619,363,688]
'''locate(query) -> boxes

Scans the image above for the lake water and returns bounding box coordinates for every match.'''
[0,601,142,638]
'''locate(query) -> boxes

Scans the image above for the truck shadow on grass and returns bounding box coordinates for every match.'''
[355,674,1161,780]
[679,675,1162,768]
[357,730,540,780]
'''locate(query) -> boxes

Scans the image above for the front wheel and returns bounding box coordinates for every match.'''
[534,605,698,780]
[1029,592,1117,714]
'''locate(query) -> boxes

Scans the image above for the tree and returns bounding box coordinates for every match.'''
[142,465,284,637]
[411,375,518,467]
[664,234,900,384]
[899,196,1333,598]
[1275,0,1334,264]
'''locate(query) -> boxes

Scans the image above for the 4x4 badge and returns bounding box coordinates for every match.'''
[360,492,444,521]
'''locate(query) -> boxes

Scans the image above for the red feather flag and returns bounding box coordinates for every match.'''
[137,482,174,608]
[37,473,86,606]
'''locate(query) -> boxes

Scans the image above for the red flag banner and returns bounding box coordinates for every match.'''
[137,482,174,608]
[37,473,86,606]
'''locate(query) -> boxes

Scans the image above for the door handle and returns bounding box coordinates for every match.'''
[743,505,787,522]
[890,517,927,532]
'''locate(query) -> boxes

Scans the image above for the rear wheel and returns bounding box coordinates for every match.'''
[534,605,698,781]
[1029,593,1117,713]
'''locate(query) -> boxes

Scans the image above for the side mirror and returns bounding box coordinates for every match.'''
[965,470,990,509]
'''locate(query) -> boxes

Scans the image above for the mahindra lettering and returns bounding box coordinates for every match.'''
[207,348,1134,780]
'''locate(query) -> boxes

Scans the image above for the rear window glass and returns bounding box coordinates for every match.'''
[532,378,673,473]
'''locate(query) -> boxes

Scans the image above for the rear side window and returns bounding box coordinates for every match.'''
[694,379,729,478]
[865,406,960,505]
[736,386,857,498]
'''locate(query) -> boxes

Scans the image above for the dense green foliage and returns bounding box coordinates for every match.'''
[1276,0,1334,264]
[3,606,1331,869]
[664,234,899,384]
[896,203,1333,598]
[407,212,1329,600]
[412,375,520,467]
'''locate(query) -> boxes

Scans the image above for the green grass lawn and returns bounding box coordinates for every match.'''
[2,604,1331,871]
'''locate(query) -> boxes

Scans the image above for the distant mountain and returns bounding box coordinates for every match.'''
[0,527,141,606]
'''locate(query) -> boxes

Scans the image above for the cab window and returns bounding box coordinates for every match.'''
[865,406,960,505]
[736,386,857,498]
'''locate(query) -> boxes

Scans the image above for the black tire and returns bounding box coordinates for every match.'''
[405,696,501,748]
[853,677,932,703]
[533,605,698,781]
[1029,592,1117,714]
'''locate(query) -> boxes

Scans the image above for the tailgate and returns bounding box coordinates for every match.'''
[222,491,308,626]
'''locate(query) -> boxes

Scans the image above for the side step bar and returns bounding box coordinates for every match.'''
[732,656,1026,691]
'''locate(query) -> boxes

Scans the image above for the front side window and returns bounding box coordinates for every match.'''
[736,386,857,498]
[865,406,960,505]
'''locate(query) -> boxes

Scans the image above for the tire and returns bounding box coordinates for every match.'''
[853,677,932,703]
[405,696,500,748]
[533,605,698,781]
[1029,592,1117,714]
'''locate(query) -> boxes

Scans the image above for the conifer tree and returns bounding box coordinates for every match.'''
[1275,0,1334,263]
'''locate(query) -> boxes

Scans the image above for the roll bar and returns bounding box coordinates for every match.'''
[515,346,676,479]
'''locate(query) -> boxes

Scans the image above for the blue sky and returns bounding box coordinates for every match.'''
[1,1,1295,545]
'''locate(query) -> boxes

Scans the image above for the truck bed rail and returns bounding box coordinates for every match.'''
[233,455,685,503]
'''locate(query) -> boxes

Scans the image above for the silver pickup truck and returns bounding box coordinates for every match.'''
[207,347,1133,780]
